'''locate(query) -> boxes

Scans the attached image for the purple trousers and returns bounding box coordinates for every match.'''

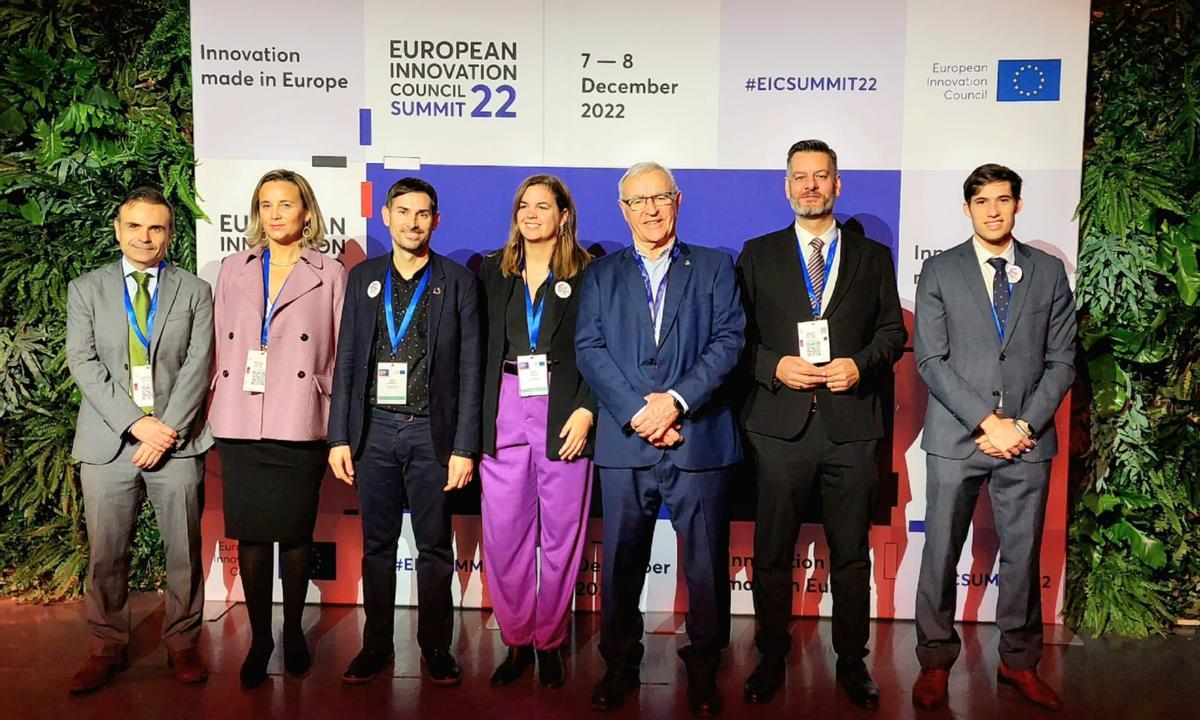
[480,371,593,650]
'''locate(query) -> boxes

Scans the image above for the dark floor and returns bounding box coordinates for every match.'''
[0,595,1192,719]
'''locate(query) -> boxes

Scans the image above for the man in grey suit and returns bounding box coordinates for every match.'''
[66,187,214,693]
[911,165,1075,712]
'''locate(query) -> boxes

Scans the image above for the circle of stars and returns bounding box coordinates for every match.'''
[1011,64,1046,97]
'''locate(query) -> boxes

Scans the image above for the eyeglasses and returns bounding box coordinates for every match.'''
[620,192,678,212]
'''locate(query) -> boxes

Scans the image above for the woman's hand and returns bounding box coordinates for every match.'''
[558,408,594,461]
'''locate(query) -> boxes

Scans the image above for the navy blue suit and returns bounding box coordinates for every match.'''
[575,241,744,668]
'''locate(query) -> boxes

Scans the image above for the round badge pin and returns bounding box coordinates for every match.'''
[367,280,381,298]
[1006,265,1023,283]
[554,281,572,299]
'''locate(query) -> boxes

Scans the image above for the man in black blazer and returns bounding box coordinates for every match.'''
[328,177,482,686]
[736,140,905,708]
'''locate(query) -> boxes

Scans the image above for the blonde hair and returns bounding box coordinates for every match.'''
[246,169,326,249]
[499,174,591,280]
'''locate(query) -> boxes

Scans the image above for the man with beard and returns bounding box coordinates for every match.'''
[736,140,905,708]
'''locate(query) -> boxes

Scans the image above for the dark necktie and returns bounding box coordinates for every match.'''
[987,257,1010,337]
[807,238,825,316]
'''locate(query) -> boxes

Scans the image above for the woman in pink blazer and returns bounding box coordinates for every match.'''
[210,169,346,688]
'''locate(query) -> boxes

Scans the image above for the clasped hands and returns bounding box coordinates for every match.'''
[974,413,1035,460]
[630,392,682,448]
[775,356,860,393]
[129,415,177,469]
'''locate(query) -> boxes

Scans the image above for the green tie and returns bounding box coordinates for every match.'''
[129,271,153,413]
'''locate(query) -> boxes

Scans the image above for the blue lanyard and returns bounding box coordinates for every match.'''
[261,249,293,348]
[384,265,430,355]
[123,262,164,352]
[797,234,838,318]
[523,269,552,351]
[633,243,680,328]
[991,283,1013,340]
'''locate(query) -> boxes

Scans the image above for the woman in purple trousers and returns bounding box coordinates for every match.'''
[479,175,596,688]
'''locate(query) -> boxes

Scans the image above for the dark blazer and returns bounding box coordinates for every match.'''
[914,238,1076,461]
[328,252,482,464]
[575,241,745,471]
[736,225,906,442]
[479,253,597,460]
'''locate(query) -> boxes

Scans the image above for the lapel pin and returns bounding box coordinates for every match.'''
[367,280,381,298]
[684,259,691,266]
[1006,265,1023,283]
[432,286,442,295]
[554,280,572,299]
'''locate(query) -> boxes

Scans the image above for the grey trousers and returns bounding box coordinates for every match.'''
[915,451,1050,671]
[80,444,205,656]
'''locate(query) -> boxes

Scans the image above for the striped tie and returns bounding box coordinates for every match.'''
[807,238,825,316]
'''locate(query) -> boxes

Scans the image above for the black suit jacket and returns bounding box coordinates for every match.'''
[328,252,482,464]
[736,225,906,442]
[478,253,596,460]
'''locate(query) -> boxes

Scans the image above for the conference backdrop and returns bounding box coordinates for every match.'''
[191,0,1089,623]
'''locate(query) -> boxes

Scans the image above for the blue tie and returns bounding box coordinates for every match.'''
[987,257,1010,336]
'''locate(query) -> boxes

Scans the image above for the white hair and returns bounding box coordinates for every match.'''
[618,161,678,197]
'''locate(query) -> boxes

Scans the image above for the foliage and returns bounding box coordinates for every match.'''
[0,0,198,601]
[1068,1,1200,636]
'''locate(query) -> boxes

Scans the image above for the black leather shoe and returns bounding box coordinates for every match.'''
[342,649,393,686]
[590,666,640,711]
[423,648,463,686]
[837,657,880,709]
[240,642,274,688]
[687,669,723,718]
[490,645,534,685]
[743,654,785,704]
[283,629,311,677]
[537,648,565,688]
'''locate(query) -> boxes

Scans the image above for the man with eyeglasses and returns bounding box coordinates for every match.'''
[576,161,745,717]
[736,140,905,708]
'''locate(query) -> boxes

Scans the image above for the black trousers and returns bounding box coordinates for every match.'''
[355,413,453,655]
[748,403,878,659]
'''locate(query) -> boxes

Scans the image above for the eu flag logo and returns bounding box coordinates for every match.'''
[996,59,1061,102]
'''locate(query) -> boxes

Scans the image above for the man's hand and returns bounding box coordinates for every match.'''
[630,392,679,439]
[328,446,356,485]
[131,443,165,469]
[650,426,683,448]
[824,358,860,393]
[775,356,826,390]
[129,416,177,453]
[973,433,1007,459]
[978,414,1035,460]
[558,408,594,461]
[445,455,474,492]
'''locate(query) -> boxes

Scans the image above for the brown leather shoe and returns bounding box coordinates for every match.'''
[912,668,950,710]
[167,647,209,684]
[997,663,1062,711]
[69,653,129,694]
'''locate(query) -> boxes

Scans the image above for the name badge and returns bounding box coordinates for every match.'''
[376,362,408,405]
[517,354,549,397]
[243,349,267,393]
[131,364,155,408]
[797,320,831,365]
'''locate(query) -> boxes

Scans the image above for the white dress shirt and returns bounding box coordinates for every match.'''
[794,221,840,317]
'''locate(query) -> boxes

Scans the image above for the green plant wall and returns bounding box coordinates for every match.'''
[1067,1,1200,636]
[0,0,198,600]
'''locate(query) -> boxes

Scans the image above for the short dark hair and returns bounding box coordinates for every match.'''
[786,139,838,174]
[963,164,1022,202]
[384,177,438,215]
[116,186,174,227]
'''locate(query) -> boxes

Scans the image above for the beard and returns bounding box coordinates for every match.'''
[789,194,835,218]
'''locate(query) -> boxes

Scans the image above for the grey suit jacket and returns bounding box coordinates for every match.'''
[914,238,1076,462]
[67,260,215,464]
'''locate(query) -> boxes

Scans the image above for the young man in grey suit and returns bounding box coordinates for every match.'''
[65,187,214,694]
[912,165,1076,712]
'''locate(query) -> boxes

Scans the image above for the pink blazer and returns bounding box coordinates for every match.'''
[210,247,346,441]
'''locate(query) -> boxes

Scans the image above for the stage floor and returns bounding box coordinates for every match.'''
[0,595,1192,719]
